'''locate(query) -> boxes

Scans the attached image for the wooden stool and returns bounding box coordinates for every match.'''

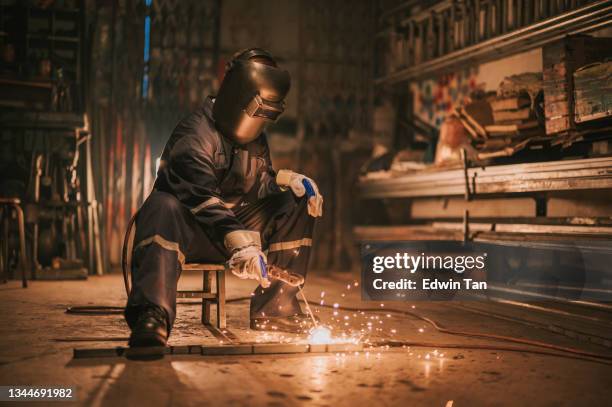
[0,198,28,288]
[178,263,226,329]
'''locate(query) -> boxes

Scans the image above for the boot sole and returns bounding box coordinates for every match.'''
[128,331,167,348]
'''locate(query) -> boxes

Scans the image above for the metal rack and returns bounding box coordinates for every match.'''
[0,111,103,277]
[357,154,612,245]
[358,1,612,248]
[375,0,612,84]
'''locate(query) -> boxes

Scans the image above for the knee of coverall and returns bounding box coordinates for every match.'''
[274,189,310,216]
[142,190,185,217]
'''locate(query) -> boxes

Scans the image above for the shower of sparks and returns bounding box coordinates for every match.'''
[307,326,333,344]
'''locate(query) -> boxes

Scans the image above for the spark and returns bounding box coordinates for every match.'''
[308,326,333,344]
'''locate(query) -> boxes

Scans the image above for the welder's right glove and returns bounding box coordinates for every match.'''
[276,169,323,218]
[224,230,270,288]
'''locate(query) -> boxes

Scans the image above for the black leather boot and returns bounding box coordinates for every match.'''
[128,305,169,347]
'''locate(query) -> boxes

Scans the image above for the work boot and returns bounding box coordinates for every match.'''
[250,313,320,334]
[128,305,168,347]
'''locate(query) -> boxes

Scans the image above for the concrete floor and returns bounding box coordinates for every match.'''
[1,272,612,407]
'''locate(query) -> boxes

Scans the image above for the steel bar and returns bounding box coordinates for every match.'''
[73,342,364,359]
[359,156,612,199]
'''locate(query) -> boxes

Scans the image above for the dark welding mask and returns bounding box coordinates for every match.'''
[213,48,291,145]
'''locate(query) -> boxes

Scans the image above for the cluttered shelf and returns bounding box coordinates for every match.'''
[362,27,612,199]
[375,0,612,84]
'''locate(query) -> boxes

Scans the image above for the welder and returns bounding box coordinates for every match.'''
[124,48,323,347]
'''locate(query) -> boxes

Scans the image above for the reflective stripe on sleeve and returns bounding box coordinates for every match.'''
[190,197,227,214]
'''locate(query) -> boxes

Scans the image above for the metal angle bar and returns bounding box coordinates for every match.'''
[471,236,612,254]
[73,343,364,359]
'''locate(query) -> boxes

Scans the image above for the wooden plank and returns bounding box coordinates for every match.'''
[492,107,532,122]
[490,95,531,111]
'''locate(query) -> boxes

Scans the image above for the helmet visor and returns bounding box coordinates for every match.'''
[244,94,284,122]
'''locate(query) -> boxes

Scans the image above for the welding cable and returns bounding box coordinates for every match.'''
[307,301,612,362]
[222,296,612,362]
[121,212,139,296]
[66,306,124,315]
[369,341,612,366]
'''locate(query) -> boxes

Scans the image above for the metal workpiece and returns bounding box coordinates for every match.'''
[359,156,612,199]
[73,343,365,359]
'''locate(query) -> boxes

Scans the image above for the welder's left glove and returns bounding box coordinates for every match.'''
[225,231,270,288]
[276,169,323,217]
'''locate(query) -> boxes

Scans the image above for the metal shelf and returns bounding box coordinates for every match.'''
[359,156,612,199]
[353,223,612,252]
[376,0,612,84]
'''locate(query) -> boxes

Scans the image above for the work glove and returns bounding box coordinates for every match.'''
[224,230,270,288]
[276,169,323,217]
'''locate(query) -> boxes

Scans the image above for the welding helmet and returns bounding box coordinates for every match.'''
[213,48,291,145]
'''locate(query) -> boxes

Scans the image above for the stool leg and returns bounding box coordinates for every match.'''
[216,270,226,329]
[15,206,28,288]
[202,271,212,325]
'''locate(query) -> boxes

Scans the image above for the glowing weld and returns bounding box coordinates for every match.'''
[308,326,333,344]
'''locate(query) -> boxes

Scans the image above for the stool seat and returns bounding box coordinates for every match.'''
[178,263,226,329]
[0,197,21,205]
[183,263,225,271]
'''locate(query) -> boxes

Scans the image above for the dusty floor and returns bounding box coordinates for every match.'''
[1,271,612,407]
